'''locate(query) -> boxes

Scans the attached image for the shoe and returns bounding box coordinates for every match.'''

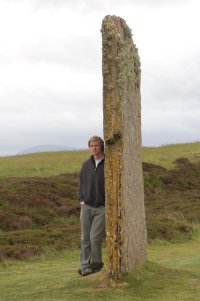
[78,268,93,276]
[91,262,104,273]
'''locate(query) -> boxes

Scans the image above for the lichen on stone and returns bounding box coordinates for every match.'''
[102,15,146,280]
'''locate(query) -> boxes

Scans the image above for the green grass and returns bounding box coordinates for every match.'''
[1,142,200,177]
[1,236,200,301]
[1,143,200,259]
[1,142,200,299]
[142,141,200,169]
[0,150,89,177]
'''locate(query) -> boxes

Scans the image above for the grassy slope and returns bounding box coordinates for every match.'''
[1,142,200,259]
[1,236,200,301]
[142,142,200,169]
[0,150,89,177]
[0,142,200,177]
[1,142,200,300]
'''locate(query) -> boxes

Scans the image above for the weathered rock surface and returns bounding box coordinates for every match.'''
[102,15,147,279]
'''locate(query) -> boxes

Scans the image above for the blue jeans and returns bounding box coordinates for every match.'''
[80,204,105,271]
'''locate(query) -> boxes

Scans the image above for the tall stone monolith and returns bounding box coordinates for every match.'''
[102,15,147,280]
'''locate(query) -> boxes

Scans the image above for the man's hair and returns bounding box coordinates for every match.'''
[88,136,104,152]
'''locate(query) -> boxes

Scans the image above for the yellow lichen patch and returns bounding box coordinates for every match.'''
[102,16,124,280]
[105,141,122,280]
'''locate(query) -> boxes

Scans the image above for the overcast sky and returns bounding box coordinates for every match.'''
[0,0,200,156]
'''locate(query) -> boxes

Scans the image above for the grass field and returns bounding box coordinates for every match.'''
[1,142,200,177]
[1,142,200,300]
[1,142,200,259]
[1,235,200,301]
[142,141,200,168]
[0,150,89,177]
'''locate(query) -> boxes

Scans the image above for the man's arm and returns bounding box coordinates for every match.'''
[78,167,84,205]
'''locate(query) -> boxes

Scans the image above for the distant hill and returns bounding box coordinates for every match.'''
[17,145,77,155]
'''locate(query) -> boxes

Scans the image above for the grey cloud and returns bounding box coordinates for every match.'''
[142,105,200,146]
[142,50,200,105]
[33,0,188,10]
[142,128,200,147]
[1,0,200,156]
[1,114,103,155]
[33,0,108,12]
[20,35,101,71]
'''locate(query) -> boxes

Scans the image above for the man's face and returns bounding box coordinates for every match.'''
[89,140,103,157]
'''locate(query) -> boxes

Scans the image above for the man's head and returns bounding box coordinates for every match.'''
[88,136,104,158]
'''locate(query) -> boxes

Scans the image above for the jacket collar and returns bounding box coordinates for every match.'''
[89,155,105,166]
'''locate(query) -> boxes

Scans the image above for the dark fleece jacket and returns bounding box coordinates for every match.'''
[78,155,105,208]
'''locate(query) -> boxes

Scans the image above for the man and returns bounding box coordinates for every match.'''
[78,135,105,276]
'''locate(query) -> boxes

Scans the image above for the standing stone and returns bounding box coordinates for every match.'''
[102,15,147,280]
